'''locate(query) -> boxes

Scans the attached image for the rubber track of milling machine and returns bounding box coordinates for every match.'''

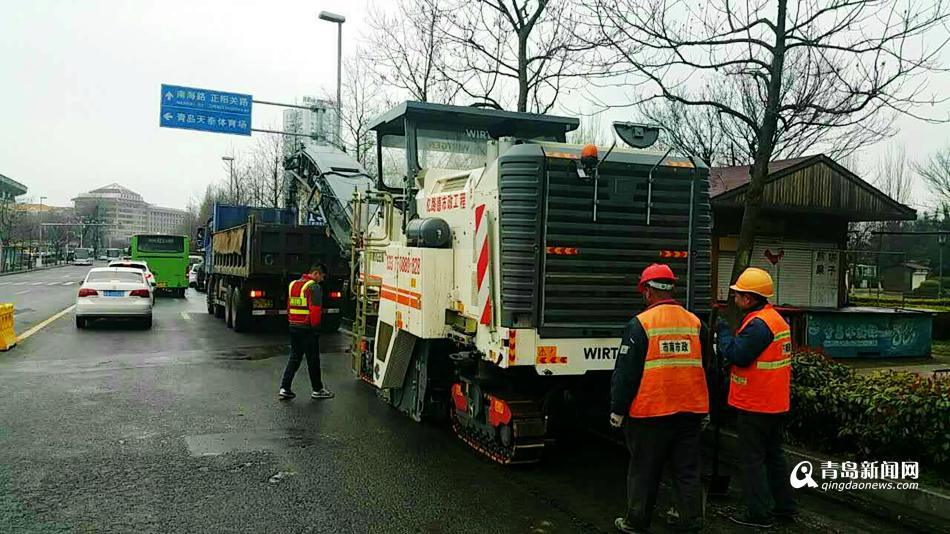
[450,388,547,465]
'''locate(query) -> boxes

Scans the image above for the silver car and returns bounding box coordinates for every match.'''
[75,267,153,329]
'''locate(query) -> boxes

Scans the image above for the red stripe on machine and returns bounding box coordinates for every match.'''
[476,238,489,287]
[475,203,492,326]
[479,299,492,325]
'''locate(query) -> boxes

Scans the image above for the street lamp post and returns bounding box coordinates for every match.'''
[318,10,345,147]
[222,156,235,202]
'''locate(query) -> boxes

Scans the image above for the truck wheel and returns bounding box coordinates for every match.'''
[225,287,234,328]
[76,316,86,329]
[232,287,249,333]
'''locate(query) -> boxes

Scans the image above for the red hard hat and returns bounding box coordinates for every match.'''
[638,263,677,292]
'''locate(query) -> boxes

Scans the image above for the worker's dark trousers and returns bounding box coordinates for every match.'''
[281,329,322,391]
[735,410,797,519]
[623,413,704,531]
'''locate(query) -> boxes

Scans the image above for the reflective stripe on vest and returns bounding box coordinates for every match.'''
[628,303,709,418]
[727,304,792,413]
[287,279,316,325]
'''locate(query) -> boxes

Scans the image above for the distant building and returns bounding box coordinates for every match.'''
[710,154,916,308]
[72,184,187,247]
[882,262,931,292]
[0,172,27,201]
[282,96,340,156]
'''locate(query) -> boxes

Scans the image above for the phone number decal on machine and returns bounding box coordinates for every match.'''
[386,255,421,275]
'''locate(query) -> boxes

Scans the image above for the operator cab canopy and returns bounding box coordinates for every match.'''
[368,101,579,189]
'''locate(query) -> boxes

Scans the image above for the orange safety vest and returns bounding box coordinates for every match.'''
[728,304,791,413]
[287,276,322,328]
[628,302,709,418]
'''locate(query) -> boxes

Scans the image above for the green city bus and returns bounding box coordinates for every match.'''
[130,234,190,297]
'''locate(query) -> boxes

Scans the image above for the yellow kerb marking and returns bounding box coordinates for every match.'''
[17,305,76,342]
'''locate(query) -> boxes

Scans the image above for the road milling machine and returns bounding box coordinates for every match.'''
[350,101,711,464]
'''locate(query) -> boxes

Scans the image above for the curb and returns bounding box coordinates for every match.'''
[710,427,949,532]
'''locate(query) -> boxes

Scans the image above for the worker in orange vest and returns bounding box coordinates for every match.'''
[611,263,712,533]
[717,267,795,528]
[279,264,333,400]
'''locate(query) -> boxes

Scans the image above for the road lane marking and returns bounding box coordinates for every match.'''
[0,282,9,286]
[16,305,76,343]
[30,282,44,285]
[14,289,30,295]
[46,282,61,286]
[62,275,71,278]
[62,281,75,285]
[13,282,29,286]
[181,311,191,321]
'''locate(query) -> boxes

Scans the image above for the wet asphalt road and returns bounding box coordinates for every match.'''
[0,290,919,533]
[0,264,92,334]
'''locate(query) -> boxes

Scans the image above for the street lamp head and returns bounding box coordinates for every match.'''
[319,11,345,23]
[221,156,234,162]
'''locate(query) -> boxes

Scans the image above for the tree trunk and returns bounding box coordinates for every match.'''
[517,31,528,112]
[727,0,787,323]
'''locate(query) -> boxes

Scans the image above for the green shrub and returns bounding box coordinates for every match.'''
[850,295,950,311]
[914,279,940,297]
[789,351,950,480]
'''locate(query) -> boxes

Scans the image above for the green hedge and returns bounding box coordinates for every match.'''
[789,352,950,480]
[850,295,950,311]
[914,279,940,297]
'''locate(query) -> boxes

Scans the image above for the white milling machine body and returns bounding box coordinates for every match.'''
[353,102,711,464]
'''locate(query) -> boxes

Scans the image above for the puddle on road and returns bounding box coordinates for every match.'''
[213,346,285,361]
[184,428,313,456]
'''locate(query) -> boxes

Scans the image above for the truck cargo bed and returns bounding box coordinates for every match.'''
[211,220,341,278]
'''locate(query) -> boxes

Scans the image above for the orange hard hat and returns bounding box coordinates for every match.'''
[638,263,677,292]
[730,267,774,298]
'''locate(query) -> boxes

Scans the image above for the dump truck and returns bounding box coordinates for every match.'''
[200,203,348,332]
[282,143,375,329]
[350,101,711,464]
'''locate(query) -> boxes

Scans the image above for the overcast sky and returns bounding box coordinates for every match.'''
[2,0,948,211]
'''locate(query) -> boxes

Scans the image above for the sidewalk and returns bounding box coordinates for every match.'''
[706,426,950,533]
[0,262,71,277]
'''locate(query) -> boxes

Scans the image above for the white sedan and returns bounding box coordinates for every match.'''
[108,260,157,290]
[76,267,153,329]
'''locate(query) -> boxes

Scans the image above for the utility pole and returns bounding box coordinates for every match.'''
[940,234,946,297]
[319,11,345,147]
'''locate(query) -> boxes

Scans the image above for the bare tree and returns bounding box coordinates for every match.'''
[0,197,21,246]
[250,132,284,208]
[638,99,748,167]
[177,184,221,240]
[872,143,914,204]
[594,0,949,304]
[364,0,461,103]
[339,53,391,170]
[445,0,609,112]
[915,144,950,204]
[566,111,612,146]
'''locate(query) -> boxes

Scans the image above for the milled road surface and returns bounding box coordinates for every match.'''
[0,290,924,533]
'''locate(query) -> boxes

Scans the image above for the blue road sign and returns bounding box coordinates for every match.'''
[159,84,252,136]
